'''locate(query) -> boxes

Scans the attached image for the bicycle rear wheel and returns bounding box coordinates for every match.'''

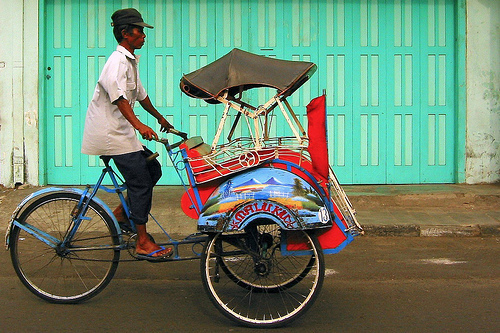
[200,222,324,328]
[217,223,316,292]
[9,192,120,303]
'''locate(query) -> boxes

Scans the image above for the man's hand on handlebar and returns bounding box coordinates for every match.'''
[158,116,173,133]
[137,123,158,141]
[138,125,188,145]
[138,116,179,141]
[152,128,188,149]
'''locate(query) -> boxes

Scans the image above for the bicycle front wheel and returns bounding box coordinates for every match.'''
[200,223,324,328]
[9,192,120,303]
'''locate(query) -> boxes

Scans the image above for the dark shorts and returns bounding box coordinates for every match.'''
[108,147,162,225]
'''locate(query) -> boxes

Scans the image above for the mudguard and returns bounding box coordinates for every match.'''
[197,167,355,253]
[5,187,121,250]
[197,167,334,232]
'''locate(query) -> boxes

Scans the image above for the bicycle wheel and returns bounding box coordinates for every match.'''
[10,192,120,303]
[218,223,315,292]
[200,222,324,328]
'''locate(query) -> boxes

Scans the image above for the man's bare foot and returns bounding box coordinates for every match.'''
[135,224,172,257]
[136,241,173,257]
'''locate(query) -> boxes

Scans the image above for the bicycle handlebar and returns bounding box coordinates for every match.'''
[168,128,188,140]
[155,128,188,150]
[168,140,184,149]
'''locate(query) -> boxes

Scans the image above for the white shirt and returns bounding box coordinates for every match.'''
[82,45,147,156]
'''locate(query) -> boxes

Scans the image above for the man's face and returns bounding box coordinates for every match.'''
[123,26,146,50]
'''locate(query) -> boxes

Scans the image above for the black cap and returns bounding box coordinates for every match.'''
[111,8,153,29]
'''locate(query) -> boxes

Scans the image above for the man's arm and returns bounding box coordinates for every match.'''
[115,97,158,140]
[139,96,173,133]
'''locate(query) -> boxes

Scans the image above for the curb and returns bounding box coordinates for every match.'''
[363,224,500,237]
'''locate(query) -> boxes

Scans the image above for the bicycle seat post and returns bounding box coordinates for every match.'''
[100,156,112,168]
[98,156,130,223]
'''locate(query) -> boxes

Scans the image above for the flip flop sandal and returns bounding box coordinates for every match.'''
[135,246,173,262]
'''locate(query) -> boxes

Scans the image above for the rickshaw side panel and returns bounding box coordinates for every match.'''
[180,185,220,219]
[196,167,353,253]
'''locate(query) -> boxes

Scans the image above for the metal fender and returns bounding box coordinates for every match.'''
[5,187,121,250]
[197,167,334,233]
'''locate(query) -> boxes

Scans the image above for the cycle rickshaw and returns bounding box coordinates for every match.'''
[5,49,363,328]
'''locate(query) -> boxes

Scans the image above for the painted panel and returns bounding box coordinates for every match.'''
[197,168,335,231]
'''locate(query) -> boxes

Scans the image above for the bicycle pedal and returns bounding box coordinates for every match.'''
[118,221,134,233]
[125,234,138,258]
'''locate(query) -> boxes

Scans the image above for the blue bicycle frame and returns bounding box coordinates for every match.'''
[5,143,207,261]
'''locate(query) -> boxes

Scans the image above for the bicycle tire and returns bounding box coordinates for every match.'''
[200,222,324,328]
[10,192,120,303]
[217,223,315,292]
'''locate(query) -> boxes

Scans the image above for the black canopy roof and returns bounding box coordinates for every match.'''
[180,49,317,104]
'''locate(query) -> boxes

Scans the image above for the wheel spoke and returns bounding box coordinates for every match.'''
[201,222,324,328]
[10,192,120,303]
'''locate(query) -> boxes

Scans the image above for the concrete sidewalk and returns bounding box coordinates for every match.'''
[345,184,500,237]
[1,184,499,237]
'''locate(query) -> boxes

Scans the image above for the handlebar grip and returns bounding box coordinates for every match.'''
[169,141,184,149]
[168,128,188,140]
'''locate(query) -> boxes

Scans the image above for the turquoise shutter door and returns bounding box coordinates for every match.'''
[43,0,458,185]
[79,0,122,182]
[143,0,184,184]
[45,0,82,184]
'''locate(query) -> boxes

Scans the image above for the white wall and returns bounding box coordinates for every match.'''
[0,0,39,187]
[466,0,500,183]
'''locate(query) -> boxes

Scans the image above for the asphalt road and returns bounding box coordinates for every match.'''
[1,237,499,332]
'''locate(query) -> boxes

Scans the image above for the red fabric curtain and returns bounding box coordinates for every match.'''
[306,95,329,181]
